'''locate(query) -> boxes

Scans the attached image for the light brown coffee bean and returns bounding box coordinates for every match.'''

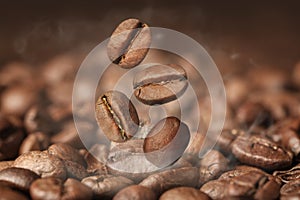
[160,187,211,200]
[0,167,39,191]
[95,90,139,143]
[113,185,156,200]
[82,175,134,198]
[133,64,188,105]
[143,117,190,168]
[232,135,292,171]
[107,18,151,69]
[14,151,66,179]
[139,167,199,195]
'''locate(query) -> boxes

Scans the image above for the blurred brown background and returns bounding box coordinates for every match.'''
[1,0,300,69]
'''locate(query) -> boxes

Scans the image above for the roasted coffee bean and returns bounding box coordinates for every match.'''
[84,144,108,175]
[0,161,14,171]
[0,85,37,116]
[160,187,211,200]
[0,167,39,191]
[133,64,188,105]
[280,179,300,199]
[200,179,228,200]
[219,165,267,180]
[19,132,50,154]
[113,185,156,200]
[1,185,29,200]
[107,18,151,68]
[143,117,190,168]
[274,164,300,183]
[0,115,24,161]
[95,90,139,142]
[14,151,66,179]
[199,150,229,184]
[63,160,88,180]
[48,143,86,167]
[232,135,292,171]
[216,129,245,154]
[139,167,199,195]
[30,177,93,200]
[82,175,134,198]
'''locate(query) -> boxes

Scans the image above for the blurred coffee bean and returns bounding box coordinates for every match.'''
[82,175,134,198]
[0,161,14,172]
[1,85,37,116]
[48,143,86,167]
[113,185,156,200]
[24,106,56,134]
[219,165,267,180]
[274,164,300,184]
[143,117,190,168]
[95,90,139,142]
[160,187,211,200]
[0,115,24,160]
[139,167,199,195]
[107,18,151,68]
[14,151,66,179]
[200,179,228,200]
[19,132,50,155]
[225,77,248,106]
[84,144,108,175]
[198,150,229,184]
[133,64,188,105]
[232,135,292,171]
[0,167,39,191]
[1,185,29,200]
[46,81,73,105]
[280,179,300,199]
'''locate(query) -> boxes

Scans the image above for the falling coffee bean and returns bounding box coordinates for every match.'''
[107,18,151,68]
[133,64,188,105]
[232,135,293,171]
[95,90,139,143]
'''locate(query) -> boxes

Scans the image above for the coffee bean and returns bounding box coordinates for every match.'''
[113,185,156,200]
[200,179,228,200]
[62,178,93,200]
[107,18,151,69]
[143,117,190,168]
[14,151,66,179]
[0,167,39,191]
[63,160,88,180]
[0,161,14,172]
[160,187,211,200]
[216,129,245,154]
[198,150,229,184]
[274,164,300,183]
[139,167,199,195]
[95,90,139,143]
[1,185,29,200]
[84,144,108,175]
[219,165,267,181]
[19,132,50,155]
[280,179,300,199]
[232,135,292,171]
[82,175,134,198]
[133,64,188,105]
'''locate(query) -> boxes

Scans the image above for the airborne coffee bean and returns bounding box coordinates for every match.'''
[143,117,190,168]
[232,135,292,170]
[113,185,157,200]
[160,187,211,200]
[95,90,139,143]
[107,18,151,68]
[133,64,188,105]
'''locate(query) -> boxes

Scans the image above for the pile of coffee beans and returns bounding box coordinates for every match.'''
[1,18,300,200]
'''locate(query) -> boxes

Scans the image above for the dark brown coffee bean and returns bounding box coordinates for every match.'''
[0,161,14,172]
[280,179,300,199]
[95,90,139,143]
[160,187,211,200]
[139,167,199,195]
[133,64,188,105]
[82,175,134,198]
[62,178,93,200]
[48,143,86,167]
[19,132,50,155]
[1,185,29,200]
[0,85,37,116]
[232,135,292,171]
[199,150,229,184]
[216,129,245,154]
[0,167,39,191]
[0,115,24,161]
[113,185,156,200]
[30,177,63,200]
[200,179,228,200]
[14,151,66,179]
[143,117,190,168]
[274,164,300,183]
[107,18,151,69]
